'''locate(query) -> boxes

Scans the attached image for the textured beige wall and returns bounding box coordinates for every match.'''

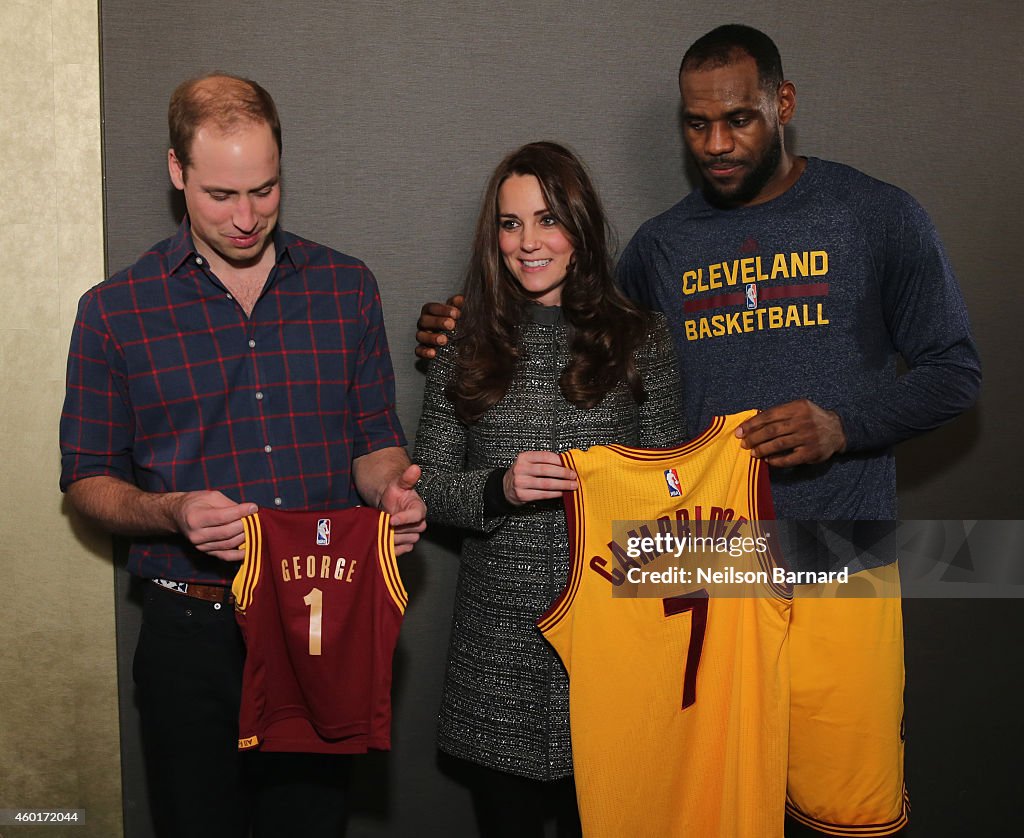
[0,1,122,835]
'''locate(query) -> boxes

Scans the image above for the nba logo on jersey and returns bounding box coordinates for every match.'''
[745,283,758,310]
[664,468,682,497]
[316,518,331,546]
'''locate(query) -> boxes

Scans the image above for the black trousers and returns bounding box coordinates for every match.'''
[466,761,582,838]
[133,582,351,838]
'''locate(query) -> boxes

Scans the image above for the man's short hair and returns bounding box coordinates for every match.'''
[680,24,784,91]
[168,74,282,173]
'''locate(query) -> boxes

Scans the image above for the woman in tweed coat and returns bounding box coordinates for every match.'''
[414,142,685,837]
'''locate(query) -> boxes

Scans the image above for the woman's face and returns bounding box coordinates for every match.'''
[497,174,574,306]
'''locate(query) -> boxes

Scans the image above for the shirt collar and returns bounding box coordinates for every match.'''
[166,216,301,277]
[525,303,564,325]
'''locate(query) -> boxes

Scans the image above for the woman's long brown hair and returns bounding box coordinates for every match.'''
[449,141,650,424]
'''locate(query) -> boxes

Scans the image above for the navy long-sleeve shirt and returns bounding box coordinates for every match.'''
[617,157,981,521]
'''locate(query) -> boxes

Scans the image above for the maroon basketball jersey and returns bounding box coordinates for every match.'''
[232,506,407,753]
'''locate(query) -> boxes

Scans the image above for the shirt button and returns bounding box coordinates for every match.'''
[273,497,282,506]
[248,339,256,348]
[195,257,204,265]
[264,445,272,453]
[255,391,264,400]
[226,293,233,300]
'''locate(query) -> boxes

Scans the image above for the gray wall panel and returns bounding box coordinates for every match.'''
[100,2,1022,835]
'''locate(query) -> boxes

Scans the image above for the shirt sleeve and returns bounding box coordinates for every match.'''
[348,267,407,458]
[413,338,505,534]
[616,228,661,310]
[59,289,137,491]
[832,192,982,451]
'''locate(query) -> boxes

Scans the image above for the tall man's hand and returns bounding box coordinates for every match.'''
[735,399,847,467]
[415,295,464,359]
[376,463,427,555]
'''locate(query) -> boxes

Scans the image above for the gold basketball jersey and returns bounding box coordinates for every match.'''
[539,411,791,837]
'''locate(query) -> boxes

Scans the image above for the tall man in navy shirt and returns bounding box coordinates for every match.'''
[614,26,979,835]
[61,74,425,837]
[417,25,980,836]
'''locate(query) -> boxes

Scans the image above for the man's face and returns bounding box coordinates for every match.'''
[680,55,793,208]
[168,121,281,270]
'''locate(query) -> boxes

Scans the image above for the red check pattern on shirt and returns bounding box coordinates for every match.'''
[60,219,406,584]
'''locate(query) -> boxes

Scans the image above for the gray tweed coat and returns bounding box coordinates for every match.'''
[414,306,685,780]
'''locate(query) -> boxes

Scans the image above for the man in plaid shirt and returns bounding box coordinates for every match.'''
[60,74,424,837]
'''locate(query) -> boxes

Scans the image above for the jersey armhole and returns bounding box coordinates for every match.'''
[376,511,408,614]
[747,453,792,600]
[232,512,263,612]
[537,450,585,634]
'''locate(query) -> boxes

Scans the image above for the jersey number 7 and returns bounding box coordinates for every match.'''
[663,589,709,709]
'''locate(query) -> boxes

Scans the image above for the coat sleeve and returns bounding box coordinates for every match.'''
[413,338,506,534]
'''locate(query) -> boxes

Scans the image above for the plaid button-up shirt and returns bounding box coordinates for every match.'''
[60,219,406,583]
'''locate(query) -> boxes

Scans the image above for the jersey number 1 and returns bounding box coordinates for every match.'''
[303,587,323,656]
[664,589,709,709]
